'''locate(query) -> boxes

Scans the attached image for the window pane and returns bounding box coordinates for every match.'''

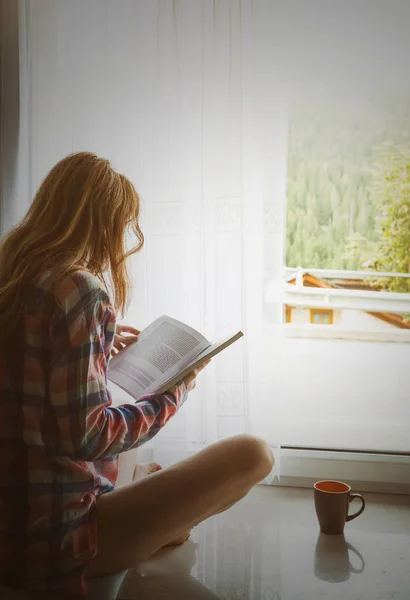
[285,85,410,286]
[312,311,330,324]
[273,2,410,454]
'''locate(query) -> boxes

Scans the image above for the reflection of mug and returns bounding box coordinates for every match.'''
[314,533,365,583]
[314,480,365,535]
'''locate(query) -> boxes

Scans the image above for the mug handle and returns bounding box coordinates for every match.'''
[347,543,365,574]
[346,493,365,522]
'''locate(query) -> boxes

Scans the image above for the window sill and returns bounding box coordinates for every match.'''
[267,448,410,495]
[283,324,410,343]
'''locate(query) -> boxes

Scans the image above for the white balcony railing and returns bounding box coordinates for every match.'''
[278,267,410,314]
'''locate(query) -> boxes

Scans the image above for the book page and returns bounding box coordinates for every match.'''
[108,315,210,399]
[154,330,244,394]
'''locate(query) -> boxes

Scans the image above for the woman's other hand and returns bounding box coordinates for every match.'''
[182,359,211,392]
[111,324,140,357]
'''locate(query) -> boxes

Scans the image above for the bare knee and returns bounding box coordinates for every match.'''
[226,434,274,483]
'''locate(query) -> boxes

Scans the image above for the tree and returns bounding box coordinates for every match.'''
[342,232,368,270]
[286,92,410,271]
[366,144,410,292]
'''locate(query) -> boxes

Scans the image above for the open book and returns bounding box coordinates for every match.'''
[108,315,243,399]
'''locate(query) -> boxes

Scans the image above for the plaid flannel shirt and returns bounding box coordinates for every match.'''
[0,270,187,596]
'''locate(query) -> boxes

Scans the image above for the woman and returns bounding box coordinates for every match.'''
[0,152,274,596]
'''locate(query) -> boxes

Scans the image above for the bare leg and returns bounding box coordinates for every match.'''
[86,434,274,577]
[133,462,192,547]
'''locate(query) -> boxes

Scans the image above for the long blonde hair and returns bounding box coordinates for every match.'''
[0,152,144,341]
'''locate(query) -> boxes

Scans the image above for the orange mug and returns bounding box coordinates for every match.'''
[314,480,365,535]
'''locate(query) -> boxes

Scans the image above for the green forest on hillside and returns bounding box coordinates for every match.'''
[285,89,410,277]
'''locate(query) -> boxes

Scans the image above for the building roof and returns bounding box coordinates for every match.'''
[287,272,410,330]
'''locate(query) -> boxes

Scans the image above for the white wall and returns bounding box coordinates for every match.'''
[339,309,401,332]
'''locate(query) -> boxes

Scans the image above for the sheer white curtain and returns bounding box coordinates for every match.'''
[1,0,287,479]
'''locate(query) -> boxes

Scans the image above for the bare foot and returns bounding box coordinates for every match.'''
[132,461,162,481]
